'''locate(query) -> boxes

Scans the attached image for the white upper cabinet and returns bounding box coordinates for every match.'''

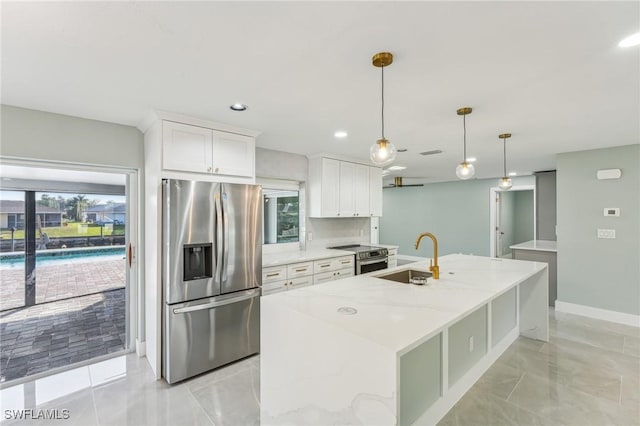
[354,164,370,216]
[161,120,255,179]
[309,157,383,218]
[211,130,254,177]
[369,166,383,217]
[162,121,213,174]
[339,161,355,217]
[319,158,340,217]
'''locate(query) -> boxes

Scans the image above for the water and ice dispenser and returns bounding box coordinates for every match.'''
[183,243,213,281]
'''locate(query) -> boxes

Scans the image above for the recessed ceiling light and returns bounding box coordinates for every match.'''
[466,157,477,163]
[382,170,391,176]
[386,165,407,171]
[509,172,517,177]
[230,103,248,111]
[619,32,640,47]
[334,131,348,138]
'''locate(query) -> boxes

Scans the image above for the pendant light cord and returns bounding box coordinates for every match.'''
[462,114,467,161]
[503,138,507,177]
[381,66,385,139]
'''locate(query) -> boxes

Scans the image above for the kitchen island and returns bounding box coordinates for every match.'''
[260,254,549,425]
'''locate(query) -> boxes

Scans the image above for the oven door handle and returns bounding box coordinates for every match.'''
[359,257,388,266]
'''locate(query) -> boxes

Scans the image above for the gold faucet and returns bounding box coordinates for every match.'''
[414,232,439,279]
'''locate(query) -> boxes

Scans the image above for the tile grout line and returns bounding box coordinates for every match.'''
[505,371,525,402]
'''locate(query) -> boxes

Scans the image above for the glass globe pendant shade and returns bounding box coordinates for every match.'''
[455,161,475,180]
[370,138,397,165]
[499,177,513,190]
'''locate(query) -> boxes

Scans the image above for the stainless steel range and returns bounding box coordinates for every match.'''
[329,244,389,274]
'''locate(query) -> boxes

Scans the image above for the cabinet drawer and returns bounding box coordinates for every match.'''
[334,267,354,280]
[262,280,288,296]
[262,265,287,284]
[313,270,335,285]
[289,276,313,290]
[287,261,313,278]
[334,256,355,269]
[313,258,335,274]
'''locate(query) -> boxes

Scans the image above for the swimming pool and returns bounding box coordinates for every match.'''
[0,247,126,269]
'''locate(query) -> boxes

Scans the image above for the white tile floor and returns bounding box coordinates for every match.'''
[0,309,638,425]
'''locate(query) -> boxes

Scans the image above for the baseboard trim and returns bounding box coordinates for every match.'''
[136,339,146,357]
[555,301,640,328]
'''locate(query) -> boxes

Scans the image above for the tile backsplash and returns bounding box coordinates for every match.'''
[306,217,371,249]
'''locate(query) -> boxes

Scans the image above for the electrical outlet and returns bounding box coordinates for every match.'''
[468,336,474,352]
[597,229,616,239]
[308,232,313,241]
[359,229,364,237]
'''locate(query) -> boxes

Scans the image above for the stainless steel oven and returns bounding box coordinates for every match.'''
[329,245,389,275]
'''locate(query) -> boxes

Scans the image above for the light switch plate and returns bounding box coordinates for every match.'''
[597,229,616,239]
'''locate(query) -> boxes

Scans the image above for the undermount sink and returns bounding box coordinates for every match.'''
[377,269,433,285]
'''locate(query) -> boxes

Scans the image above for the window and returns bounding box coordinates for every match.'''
[258,178,303,246]
[263,189,299,244]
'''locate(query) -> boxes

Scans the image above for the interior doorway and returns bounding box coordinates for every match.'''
[0,163,138,384]
[490,185,536,258]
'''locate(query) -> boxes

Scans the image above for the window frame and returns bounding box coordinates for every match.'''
[257,178,305,254]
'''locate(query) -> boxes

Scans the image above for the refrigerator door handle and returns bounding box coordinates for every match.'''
[215,193,224,283]
[222,189,230,283]
[172,289,260,314]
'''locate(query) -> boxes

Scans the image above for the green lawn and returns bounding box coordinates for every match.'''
[0,222,125,240]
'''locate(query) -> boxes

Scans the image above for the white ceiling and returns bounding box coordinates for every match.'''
[2,2,638,183]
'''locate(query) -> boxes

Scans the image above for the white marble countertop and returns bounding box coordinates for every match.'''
[262,248,354,268]
[375,243,399,250]
[263,253,547,354]
[510,239,557,253]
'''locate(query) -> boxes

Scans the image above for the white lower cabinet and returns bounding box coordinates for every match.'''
[262,255,355,296]
[388,248,398,268]
[313,267,354,284]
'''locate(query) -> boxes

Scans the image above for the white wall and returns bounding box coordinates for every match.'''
[1,105,143,168]
[557,144,640,316]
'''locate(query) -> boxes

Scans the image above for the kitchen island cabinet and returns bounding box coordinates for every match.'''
[261,254,548,425]
[510,240,557,306]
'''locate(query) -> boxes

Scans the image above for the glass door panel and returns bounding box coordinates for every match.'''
[0,190,26,310]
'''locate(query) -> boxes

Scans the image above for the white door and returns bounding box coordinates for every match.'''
[211,130,254,177]
[354,164,370,216]
[321,158,340,217]
[162,121,213,173]
[495,193,504,257]
[369,167,383,216]
[339,161,355,217]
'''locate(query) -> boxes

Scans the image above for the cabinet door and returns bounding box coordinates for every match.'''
[334,267,354,280]
[321,158,340,217]
[289,276,313,290]
[354,164,370,216]
[339,161,355,217]
[369,167,383,217]
[262,279,288,296]
[162,121,213,173]
[313,270,335,285]
[211,130,254,177]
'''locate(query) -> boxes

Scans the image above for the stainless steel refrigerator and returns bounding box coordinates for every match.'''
[162,179,261,384]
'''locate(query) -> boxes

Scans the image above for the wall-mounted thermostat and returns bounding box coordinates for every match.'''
[604,208,620,217]
[597,169,622,180]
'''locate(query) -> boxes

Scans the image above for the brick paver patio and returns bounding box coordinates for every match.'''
[0,256,126,382]
[0,258,125,311]
[0,289,126,382]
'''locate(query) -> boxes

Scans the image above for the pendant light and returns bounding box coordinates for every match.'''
[455,107,475,180]
[498,133,513,190]
[370,52,397,165]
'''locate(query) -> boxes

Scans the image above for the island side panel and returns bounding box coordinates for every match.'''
[261,295,398,425]
[518,267,549,341]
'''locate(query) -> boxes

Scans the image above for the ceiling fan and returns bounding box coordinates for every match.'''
[383,177,425,188]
